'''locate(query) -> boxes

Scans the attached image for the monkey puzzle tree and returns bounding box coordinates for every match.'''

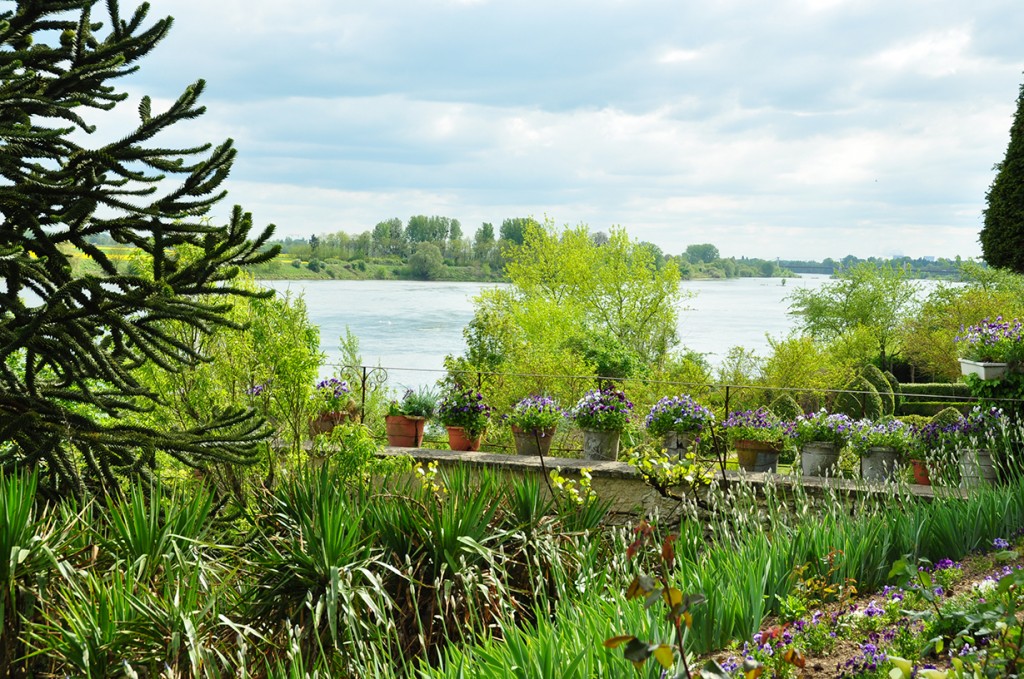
[981,77,1024,272]
[0,0,278,498]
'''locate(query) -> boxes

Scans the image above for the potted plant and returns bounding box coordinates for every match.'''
[955,316,1024,379]
[437,385,492,451]
[906,422,944,486]
[949,406,1007,488]
[571,387,633,461]
[790,410,853,477]
[723,408,788,473]
[385,387,437,447]
[644,394,715,459]
[850,418,912,482]
[309,378,357,437]
[506,395,565,456]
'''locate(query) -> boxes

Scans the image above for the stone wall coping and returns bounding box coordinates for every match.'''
[379,446,959,500]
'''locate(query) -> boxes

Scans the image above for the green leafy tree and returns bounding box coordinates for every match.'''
[499,217,537,246]
[685,243,719,264]
[408,242,444,280]
[0,0,277,498]
[371,217,406,256]
[787,262,918,371]
[981,77,1024,272]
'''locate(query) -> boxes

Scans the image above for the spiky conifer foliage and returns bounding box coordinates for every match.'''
[0,0,279,498]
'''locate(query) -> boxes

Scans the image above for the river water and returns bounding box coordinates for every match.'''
[262,276,831,390]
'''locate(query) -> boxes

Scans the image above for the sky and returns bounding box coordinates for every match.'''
[113,0,1024,261]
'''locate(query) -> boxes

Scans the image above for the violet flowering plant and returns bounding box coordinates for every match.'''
[790,410,854,447]
[941,406,1007,450]
[849,418,913,459]
[437,385,492,437]
[313,378,352,412]
[723,407,788,446]
[644,394,715,437]
[505,395,565,432]
[571,388,633,432]
[955,316,1024,364]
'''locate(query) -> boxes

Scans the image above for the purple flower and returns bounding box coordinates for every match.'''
[994,537,1010,550]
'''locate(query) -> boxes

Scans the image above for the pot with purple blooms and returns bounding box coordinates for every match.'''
[572,387,633,461]
[437,385,491,451]
[724,408,788,473]
[506,395,565,456]
[951,406,1007,488]
[791,410,854,477]
[955,316,1024,379]
[851,418,912,482]
[309,378,357,437]
[645,394,714,459]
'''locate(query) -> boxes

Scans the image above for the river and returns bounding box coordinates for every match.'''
[261,276,832,389]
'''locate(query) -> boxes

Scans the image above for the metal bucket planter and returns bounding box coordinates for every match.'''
[860,446,900,482]
[582,428,621,461]
[960,449,998,489]
[662,431,695,459]
[511,425,557,456]
[800,441,840,477]
[733,439,781,473]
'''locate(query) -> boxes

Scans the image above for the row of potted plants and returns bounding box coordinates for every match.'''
[309,378,1008,486]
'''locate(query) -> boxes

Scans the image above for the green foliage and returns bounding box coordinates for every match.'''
[787,262,918,370]
[981,77,1024,273]
[129,268,323,496]
[408,242,445,280]
[833,376,883,419]
[0,0,278,498]
[862,364,896,416]
[769,393,803,421]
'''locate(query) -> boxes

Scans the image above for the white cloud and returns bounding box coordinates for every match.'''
[106,0,1024,260]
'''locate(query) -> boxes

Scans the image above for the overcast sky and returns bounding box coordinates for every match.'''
[119,0,1023,260]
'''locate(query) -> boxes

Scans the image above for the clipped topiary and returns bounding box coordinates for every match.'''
[769,393,803,421]
[930,406,964,427]
[862,365,895,416]
[834,376,884,420]
[883,370,902,411]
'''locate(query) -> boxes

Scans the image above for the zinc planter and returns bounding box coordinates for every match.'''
[733,439,781,473]
[582,429,621,461]
[662,431,695,459]
[385,415,425,447]
[960,449,998,489]
[446,426,483,452]
[860,446,900,482]
[800,441,840,477]
[511,425,556,456]
[959,359,1009,380]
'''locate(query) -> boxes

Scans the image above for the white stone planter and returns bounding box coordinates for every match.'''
[959,359,1009,380]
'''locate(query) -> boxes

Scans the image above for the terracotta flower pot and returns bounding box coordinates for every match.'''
[909,458,931,485]
[733,439,781,473]
[385,415,425,447]
[309,411,349,437]
[446,426,483,451]
[511,425,556,456]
